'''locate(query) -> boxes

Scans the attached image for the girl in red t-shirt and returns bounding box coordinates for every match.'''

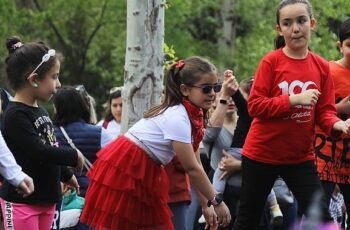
[233,1,350,229]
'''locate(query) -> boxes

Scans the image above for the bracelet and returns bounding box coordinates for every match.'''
[207,193,224,207]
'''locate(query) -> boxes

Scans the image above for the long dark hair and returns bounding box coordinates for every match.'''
[53,86,91,125]
[339,18,350,43]
[144,56,217,118]
[274,0,314,49]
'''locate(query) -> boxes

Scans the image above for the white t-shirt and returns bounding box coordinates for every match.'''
[97,119,121,138]
[100,128,115,147]
[128,104,191,165]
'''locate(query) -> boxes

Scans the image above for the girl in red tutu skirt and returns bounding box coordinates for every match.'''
[81,56,235,230]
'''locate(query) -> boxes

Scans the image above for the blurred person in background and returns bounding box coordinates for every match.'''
[53,86,113,197]
[97,86,123,138]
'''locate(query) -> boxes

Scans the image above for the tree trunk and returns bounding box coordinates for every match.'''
[217,0,236,70]
[121,0,165,133]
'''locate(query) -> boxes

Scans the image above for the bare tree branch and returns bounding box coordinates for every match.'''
[79,0,109,76]
[31,0,69,51]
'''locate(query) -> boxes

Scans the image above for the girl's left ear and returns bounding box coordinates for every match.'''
[180,84,190,97]
[27,73,39,88]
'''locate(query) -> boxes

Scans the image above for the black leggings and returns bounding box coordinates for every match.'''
[233,156,331,230]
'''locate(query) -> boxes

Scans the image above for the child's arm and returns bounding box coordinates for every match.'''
[232,90,249,118]
[0,130,29,187]
[248,59,292,119]
[192,149,219,229]
[336,95,350,115]
[173,141,231,227]
[0,131,34,196]
[208,70,238,127]
[332,120,350,135]
[5,111,78,167]
[249,57,325,120]
[314,68,346,137]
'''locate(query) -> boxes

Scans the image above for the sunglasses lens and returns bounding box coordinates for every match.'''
[213,84,222,93]
[202,85,212,94]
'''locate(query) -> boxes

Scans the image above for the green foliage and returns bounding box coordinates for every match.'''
[164,43,177,69]
[0,0,127,115]
[165,0,350,80]
[165,0,223,61]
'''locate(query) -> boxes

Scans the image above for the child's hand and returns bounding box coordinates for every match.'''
[333,119,350,135]
[64,175,80,195]
[213,202,231,227]
[218,150,241,180]
[61,182,70,195]
[202,206,218,230]
[337,95,350,115]
[75,149,85,176]
[16,176,34,197]
[289,89,321,107]
[222,70,239,98]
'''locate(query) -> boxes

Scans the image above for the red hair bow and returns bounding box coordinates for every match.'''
[175,60,185,69]
[174,60,185,76]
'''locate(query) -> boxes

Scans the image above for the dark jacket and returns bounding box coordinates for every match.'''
[54,120,102,197]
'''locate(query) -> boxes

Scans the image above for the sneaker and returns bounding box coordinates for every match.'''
[270,205,283,226]
[198,214,206,224]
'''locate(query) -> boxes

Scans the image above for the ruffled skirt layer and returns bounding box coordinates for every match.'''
[80,136,174,230]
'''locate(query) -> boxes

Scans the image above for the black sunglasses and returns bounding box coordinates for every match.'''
[188,83,222,94]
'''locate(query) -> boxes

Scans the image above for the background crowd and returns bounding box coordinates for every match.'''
[0,0,350,230]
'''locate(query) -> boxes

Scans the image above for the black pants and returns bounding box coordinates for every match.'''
[233,156,331,230]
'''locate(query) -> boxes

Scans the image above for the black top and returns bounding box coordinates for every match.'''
[231,90,253,148]
[0,102,77,204]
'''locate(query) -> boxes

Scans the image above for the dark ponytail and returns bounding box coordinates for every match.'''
[144,62,185,118]
[274,35,286,49]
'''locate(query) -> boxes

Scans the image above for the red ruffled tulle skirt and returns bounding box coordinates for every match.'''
[80,135,174,230]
